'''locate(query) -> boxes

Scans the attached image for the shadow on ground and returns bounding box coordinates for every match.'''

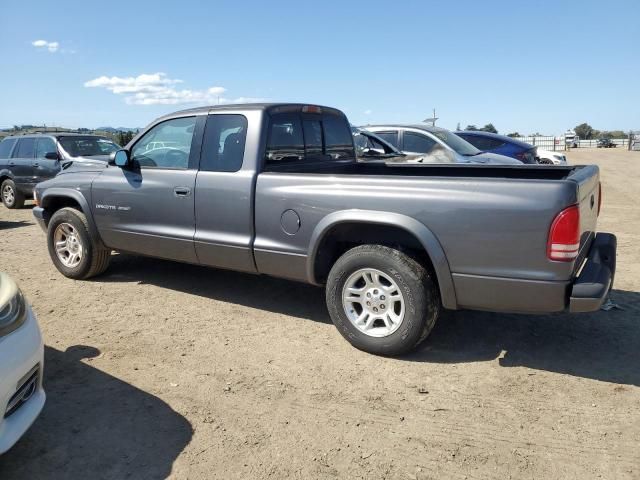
[101,253,331,324]
[406,289,640,386]
[100,255,640,386]
[0,219,33,231]
[0,345,192,479]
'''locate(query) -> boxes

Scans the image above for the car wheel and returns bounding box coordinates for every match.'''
[47,207,111,279]
[1,179,25,209]
[326,245,441,356]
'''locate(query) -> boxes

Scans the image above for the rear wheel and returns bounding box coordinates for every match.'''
[1,179,25,209]
[326,245,441,356]
[47,207,111,279]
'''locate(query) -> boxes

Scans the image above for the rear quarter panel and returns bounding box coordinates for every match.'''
[254,172,581,287]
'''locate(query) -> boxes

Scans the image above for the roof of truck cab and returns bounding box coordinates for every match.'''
[166,103,344,117]
[2,132,112,140]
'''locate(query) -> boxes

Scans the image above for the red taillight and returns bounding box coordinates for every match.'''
[547,205,580,261]
[597,182,602,216]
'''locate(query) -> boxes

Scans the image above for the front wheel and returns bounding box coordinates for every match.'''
[47,207,111,279]
[326,245,441,356]
[1,179,25,209]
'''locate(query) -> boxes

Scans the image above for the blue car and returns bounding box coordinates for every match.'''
[454,131,538,164]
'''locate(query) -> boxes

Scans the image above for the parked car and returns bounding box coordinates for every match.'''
[536,149,567,165]
[596,138,616,148]
[0,134,120,209]
[33,103,615,356]
[454,131,538,164]
[0,272,45,454]
[352,127,457,163]
[363,125,522,164]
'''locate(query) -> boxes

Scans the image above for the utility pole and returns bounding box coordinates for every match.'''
[422,108,438,126]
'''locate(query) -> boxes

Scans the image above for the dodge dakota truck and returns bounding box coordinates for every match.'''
[32,103,616,356]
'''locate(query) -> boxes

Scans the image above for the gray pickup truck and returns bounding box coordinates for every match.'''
[33,103,616,355]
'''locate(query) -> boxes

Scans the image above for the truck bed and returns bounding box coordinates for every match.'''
[266,159,579,180]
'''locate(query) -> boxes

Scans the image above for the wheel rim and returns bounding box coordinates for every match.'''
[342,268,405,338]
[2,185,14,205]
[53,223,84,268]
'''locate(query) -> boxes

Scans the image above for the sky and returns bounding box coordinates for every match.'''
[0,0,638,135]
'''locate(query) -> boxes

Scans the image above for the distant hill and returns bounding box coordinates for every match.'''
[97,127,140,133]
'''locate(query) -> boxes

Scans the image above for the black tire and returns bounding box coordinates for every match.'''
[1,179,25,209]
[326,245,441,356]
[47,207,111,279]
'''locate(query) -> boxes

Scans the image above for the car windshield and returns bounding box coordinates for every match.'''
[58,136,120,157]
[430,130,481,156]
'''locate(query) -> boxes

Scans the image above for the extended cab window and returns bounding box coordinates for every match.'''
[266,114,304,163]
[131,117,196,169]
[266,112,354,167]
[0,138,17,159]
[13,138,35,158]
[200,114,248,172]
[324,115,354,158]
[460,135,504,150]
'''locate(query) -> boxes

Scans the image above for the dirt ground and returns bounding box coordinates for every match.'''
[0,149,638,479]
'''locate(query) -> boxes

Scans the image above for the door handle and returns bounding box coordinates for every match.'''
[173,187,192,197]
[8,161,15,166]
[33,162,40,167]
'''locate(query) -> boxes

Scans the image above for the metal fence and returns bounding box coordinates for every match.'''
[513,136,630,151]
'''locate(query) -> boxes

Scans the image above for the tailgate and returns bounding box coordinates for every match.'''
[568,165,600,271]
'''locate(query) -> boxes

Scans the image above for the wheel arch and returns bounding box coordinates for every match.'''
[40,188,104,247]
[307,210,457,310]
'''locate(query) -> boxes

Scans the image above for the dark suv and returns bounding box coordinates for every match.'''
[0,134,120,208]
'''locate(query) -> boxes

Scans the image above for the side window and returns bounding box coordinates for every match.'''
[0,138,17,159]
[131,116,196,169]
[35,138,57,158]
[13,138,36,158]
[375,131,400,148]
[403,132,437,153]
[323,115,354,158]
[265,114,304,163]
[460,135,503,150]
[200,114,248,172]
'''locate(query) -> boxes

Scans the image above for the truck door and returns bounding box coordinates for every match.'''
[33,137,61,184]
[91,115,203,263]
[193,113,257,273]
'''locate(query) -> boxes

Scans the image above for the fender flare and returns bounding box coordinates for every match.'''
[0,169,14,182]
[307,209,457,310]
[40,188,104,247]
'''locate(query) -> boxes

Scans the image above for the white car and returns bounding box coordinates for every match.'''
[0,272,45,454]
[536,149,567,165]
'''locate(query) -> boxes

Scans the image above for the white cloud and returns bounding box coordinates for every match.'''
[32,39,59,52]
[84,72,263,106]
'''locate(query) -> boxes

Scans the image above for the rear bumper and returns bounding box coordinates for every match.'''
[32,207,48,233]
[451,232,617,314]
[569,232,616,312]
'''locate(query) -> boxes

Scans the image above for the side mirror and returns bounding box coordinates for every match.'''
[44,151,59,160]
[113,149,131,167]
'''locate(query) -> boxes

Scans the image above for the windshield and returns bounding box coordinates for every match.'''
[431,130,480,156]
[58,136,120,157]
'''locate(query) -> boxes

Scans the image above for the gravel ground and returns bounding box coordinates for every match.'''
[0,148,638,479]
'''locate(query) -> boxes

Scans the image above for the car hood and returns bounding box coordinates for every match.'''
[60,157,110,174]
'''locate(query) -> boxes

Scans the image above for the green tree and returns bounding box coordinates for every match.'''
[480,123,498,134]
[507,132,521,138]
[574,123,594,139]
[465,124,478,131]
